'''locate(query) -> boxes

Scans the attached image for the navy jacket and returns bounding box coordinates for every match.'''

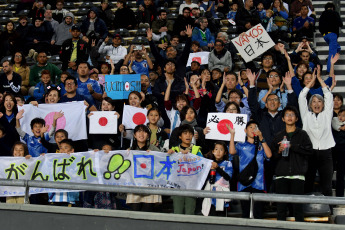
[81,7,109,39]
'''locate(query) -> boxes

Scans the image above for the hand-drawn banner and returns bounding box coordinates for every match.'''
[186,52,210,66]
[104,74,141,100]
[205,113,247,142]
[18,102,87,141]
[0,151,212,197]
[231,24,275,63]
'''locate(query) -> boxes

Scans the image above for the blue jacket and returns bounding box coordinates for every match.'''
[192,27,215,47]
[81,7,108,39]
[33,82,55,102]
[23,133,50,157]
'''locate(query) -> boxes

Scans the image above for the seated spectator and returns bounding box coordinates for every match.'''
[293,5,315,41]
[179,0,198,14]
[76,62,102,107]
[140,74,158,109]
[208,39,232,72]
[11,52,30,95]
[81,7,108,41]
[173,7,195,42]
[123,45,153,76]
[235,0,260,33]
[98,34,127,73]
[227,2,238,20]
[26,17,54,54]
[98,0,114,29]
[33,70,54,103]
[290,37,320,70]
[51,12,74,55]
[290,0,314,19]
[200,0,217,19]
[60,25,89,71]
[192,17,215,50]
[257,2,266,20]
[29,1,45,21]
[152,9,174,36]
[0,21,19,59]
[261,9,274,32]
[44,10,59,33]
[0,61,21,96]
[52,0,70,23]
[29,51,62,95]
[60,76,97,111]
[113,0,137,30]
[136,0,157,28]
[270,0,289,32]
[16,16,30,53]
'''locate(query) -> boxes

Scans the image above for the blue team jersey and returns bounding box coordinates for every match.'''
[235,141,269,192]
[130,59,150,76]
[77,78,102,105]
[22,133,50,157]
[293,16,315,31]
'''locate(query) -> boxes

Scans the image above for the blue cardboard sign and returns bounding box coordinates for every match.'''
[104,74,141,100]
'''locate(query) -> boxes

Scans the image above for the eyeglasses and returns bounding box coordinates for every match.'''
[65,82,75,86]
[268,74,279,78]
[284,113,296,117]
[267,98,279,102]
[120,68,128,71]
[15,55,22,58]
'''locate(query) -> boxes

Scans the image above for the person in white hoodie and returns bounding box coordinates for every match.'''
[51,12,74,55]
[98,34,127,74]
[298,67,335,197]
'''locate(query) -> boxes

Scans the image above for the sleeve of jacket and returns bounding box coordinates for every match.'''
[22,67,30,87]
[208,52,215,70]
[270,134,281,159]
[248,86,260,121]
[149,39,165,69]
[298,86,310,119]
[226,51,232,70]
[289,130,313,156]
[192,28,208,47]
[286,91,298,108]
[151,20,161,34]
[33,83,44,100]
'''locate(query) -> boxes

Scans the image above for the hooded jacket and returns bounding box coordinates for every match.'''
[52,12,74,46]
[26,21,54,44]
[81,7,108,39]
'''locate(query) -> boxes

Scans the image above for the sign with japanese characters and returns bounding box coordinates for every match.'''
[104,74,141,100]
[18,102,87,141]
[186,52,210,66]
[231,24,275,63]
[0,151,212,197]
[205,113,247,142]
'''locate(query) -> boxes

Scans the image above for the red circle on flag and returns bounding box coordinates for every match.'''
[140,163,146,169]
[133,112,146,125]
[217,119,233,134]
[99,117,108,126]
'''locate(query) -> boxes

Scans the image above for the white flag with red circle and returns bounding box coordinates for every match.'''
[205,113,247,142]
[122,105,148,129]
[89,111,118,134]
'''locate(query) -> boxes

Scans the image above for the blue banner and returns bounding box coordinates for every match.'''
[104,74,141,100]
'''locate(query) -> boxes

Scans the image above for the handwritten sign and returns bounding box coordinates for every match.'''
[104,74,141,100]
[0,151,212,197]
[186,52,210,66]
[205,113,247,142]
[231,24,275,63]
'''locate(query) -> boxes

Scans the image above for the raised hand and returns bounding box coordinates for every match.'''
[53,111,64,121]
[41,124,49,134]
[331,53,340,64]
[246,69,256,86]
[16,109,24,120]
[146,28,153,41]
[283,71,292,86]
[184,77,189,89]
[185,24,193,37]
[226,123,235,136]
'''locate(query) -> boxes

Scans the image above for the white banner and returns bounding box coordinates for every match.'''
[89,111,118,134]
[231,24,275,63]
[205,113,247,142]
[186,52,210,66]
[0,151,212,197]
[122,105,148,129]
[18,102,87,140]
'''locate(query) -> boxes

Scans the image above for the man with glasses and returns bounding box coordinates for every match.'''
[271,106,313,222]
[173,7,195,42]
[0,61,22,95]
[28,51,62,96]
[208,39,232,72]
[191,17,215,50]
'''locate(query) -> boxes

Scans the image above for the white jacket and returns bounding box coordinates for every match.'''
[298,87,335,150]
[98,43,127,64]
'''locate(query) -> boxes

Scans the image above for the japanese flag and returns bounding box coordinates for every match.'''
[89,111,118,134]
[122,105,148,130]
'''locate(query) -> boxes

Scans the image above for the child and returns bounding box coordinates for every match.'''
[33,70,55,103]
[146,107,168,150]
[126,125,161,211]
[49,139,79,206]
[202,141,232,216]
[191,41,201,53]
[261,9,274,32]
[6,142,31,204]
[168,124,203,214]
[58,71,69,95]
[226,3,238,21]
[211,68,222,87]
[229,120,272,219]
[15,110,64,157]
[185,75,203,101]
[41,128,68,153]
[332,108,345,197]
[257,2,266,20]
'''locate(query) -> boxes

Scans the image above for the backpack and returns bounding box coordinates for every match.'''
[238,141,259,186]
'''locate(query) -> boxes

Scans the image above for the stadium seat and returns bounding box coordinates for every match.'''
[64,2,76,9]
[131,36,149,45]
[0,56,12,63]
[16,9,30,17]
[0,17,10,25]
[115,28,130,37]
[81,2,94,8]
[127,1,137,8]
[4,3,17,10]
[157,6,169,14]
[176,43,186,52]
[0,0,6,4]
[75,8,89,16]
[215,12,225,19]
[136,28,147,36]
[8,0,21,3]
[0,10,13,17]
[48,55,62,65]
[167,13,178,20]
[227,25,238,34]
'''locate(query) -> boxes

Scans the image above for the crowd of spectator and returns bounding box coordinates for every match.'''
[0,0,344,222]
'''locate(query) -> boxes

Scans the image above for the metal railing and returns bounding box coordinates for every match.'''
[1,179,345,219]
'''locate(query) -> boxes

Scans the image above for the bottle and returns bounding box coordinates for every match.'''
[281,136,290,157]
[209,169,216,184]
